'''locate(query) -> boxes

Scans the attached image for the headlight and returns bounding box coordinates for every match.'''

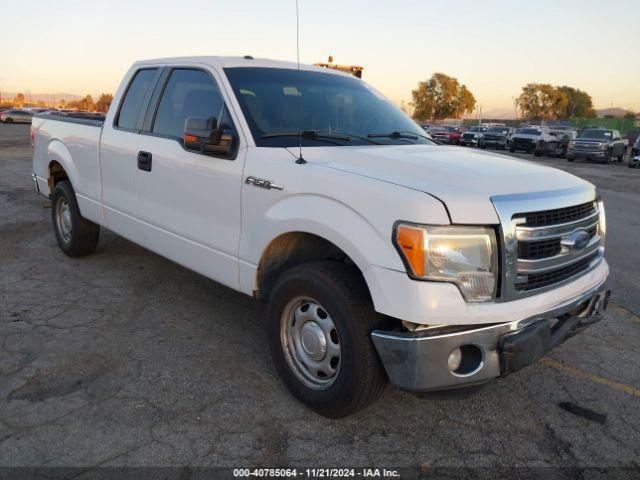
[599,142,608,150]
[394,224,498,302]
[597,198,606,246]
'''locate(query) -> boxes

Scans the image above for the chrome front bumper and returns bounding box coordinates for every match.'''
[371,282,610,393]
[566,149,606,159]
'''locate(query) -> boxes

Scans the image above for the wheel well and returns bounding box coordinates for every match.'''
[255,232,366,302]
[48,161,68,191]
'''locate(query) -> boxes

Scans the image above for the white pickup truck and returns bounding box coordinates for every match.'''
[32,56,610,418]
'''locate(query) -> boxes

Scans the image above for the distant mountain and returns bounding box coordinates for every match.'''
[0,92,83,103]
[595,107,629,118]
[480,108,517,120]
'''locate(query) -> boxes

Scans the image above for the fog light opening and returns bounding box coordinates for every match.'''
[449,345,483,376]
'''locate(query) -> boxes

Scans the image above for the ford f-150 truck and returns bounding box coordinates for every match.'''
[32,57,610,418]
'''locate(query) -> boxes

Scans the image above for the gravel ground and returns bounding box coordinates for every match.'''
[1,123,639,478]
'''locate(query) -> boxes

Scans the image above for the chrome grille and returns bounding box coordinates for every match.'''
[574,142,600,151]
[517,252,598,292]
[521,202,596,227]
[491,187,604,301]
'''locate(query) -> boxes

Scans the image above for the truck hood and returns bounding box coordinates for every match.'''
[290,145,593,224]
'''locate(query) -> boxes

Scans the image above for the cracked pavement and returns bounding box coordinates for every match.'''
[1,124,639,473]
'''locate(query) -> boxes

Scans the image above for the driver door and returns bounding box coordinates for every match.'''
[135,67,246,290]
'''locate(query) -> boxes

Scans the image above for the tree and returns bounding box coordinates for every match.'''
[556,86,596,118]
[67,94,95,111]
[518,83,568,121]
[411,73,476,120]
[14,93,25,107]
[624,111,637,119]
[95,93,113,113]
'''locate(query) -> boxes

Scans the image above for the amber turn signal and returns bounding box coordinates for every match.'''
[396,225,425,276]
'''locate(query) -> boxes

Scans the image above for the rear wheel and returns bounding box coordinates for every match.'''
[51,180,100,257]
[266,261,389,418]
[4,118,13,124]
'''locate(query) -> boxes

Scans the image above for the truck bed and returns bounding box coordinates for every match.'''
[32,114,104,224]
[34,112,105,127]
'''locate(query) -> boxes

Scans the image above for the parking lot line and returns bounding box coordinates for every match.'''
[539,357,640,398]
[608,302,640,325]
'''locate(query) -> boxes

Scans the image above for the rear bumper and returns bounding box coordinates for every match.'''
[371,281,610,393]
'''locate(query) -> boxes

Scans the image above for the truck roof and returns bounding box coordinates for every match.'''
[133,56,349,76]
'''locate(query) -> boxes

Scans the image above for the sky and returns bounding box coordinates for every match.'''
[1,0,638,114]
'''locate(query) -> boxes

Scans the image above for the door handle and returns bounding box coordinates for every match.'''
[137,151,152,172]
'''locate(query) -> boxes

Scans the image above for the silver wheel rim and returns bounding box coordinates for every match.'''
[55,197,72,243]
[280,297,341,390]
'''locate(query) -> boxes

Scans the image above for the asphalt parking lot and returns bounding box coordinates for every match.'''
[1,123,639,476]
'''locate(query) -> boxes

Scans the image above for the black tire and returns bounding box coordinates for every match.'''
[51,180,100,257]
[567,157,574,162]
[509,147,515,153]
[534,149,542,157]
[4,118,13,124]
[266,261,389,418]
[602,152,612,164]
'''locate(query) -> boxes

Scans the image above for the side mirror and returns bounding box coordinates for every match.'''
[183,117,234,156]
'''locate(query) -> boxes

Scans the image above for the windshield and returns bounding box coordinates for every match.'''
[224,67,433,147]
[488,127,508,133]
[518,128,542,135]
[580,129,612,140]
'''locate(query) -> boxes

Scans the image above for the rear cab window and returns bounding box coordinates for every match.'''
[116,68,160,131]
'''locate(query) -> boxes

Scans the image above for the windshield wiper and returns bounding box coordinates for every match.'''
[261,130,382,145]
[261,130,350,141]
[366,131,429,142]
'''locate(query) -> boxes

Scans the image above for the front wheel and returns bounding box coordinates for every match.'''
[51,180,100,257]
[266,262,389,418]
[4,118,13,124]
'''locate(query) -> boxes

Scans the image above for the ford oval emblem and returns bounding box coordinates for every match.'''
[563,230,591,251]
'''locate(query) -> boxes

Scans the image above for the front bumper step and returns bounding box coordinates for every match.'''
[371,282,610,393]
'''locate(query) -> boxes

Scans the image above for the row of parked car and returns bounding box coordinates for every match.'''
[0,107,105,124]
[421,123,640,168]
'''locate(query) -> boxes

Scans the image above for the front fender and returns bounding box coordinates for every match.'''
[257,193,401,273]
